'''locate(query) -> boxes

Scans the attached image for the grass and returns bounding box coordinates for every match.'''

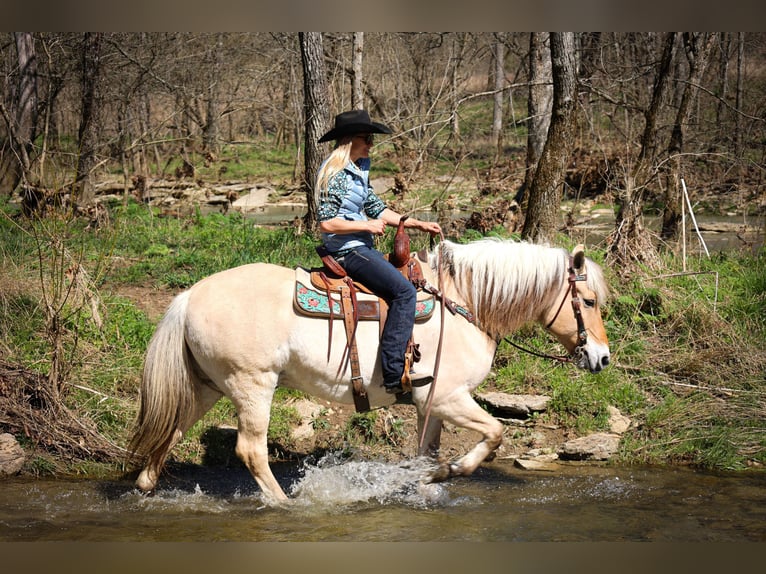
[1,191,764,475]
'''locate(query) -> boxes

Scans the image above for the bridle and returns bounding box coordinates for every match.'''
[545,255,588,347]
[503,255,589,364]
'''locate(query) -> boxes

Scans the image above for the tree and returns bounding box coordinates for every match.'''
[490,33,505,156]
[517,32,552,207]
[521,32,577,244]
[73,32,103,206]
[352,32,364,110]
[202,33,224,154]
[660,32,716,243]
[607,32,675,273]
[299,32,329,231]
[0,32,38,197]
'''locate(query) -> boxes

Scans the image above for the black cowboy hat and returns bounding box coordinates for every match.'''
[318,109,392,143]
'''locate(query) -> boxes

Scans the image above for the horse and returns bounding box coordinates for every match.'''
[128,237,610,503]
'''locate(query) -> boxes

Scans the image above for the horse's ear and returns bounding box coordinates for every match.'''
[571,244,586,273]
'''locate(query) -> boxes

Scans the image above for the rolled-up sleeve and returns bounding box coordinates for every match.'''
[364,188,386,218]
[317,172,347,222]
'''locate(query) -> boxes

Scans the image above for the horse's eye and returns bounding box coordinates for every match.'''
[583,298,596,308]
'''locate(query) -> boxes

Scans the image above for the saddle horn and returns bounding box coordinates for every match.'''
[389,215,410,268]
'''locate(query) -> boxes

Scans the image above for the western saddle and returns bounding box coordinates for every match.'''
[309,217,425,412]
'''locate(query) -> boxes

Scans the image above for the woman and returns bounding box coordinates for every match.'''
[316,109,442,395]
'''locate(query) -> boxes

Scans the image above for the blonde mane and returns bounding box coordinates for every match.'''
[432,238,608,339]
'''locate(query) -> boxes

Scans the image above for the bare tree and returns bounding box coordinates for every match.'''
[299,32,330,231]
[735,32,745,183]
[607,33,676,273]
[2,32,762,235]
[352,32,364,110]
[0,32,38,197]
[490,33,505,156]
[517,32,552,207]
[521,32,577,244]
[73,32,103,206]
[202,33,224,154]
[660,32,717,243]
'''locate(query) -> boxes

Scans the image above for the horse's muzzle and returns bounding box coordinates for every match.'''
[574,346,610,373]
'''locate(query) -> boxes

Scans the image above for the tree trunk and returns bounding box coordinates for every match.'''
[735,32,745,185]
[521,32,577,244]
[490,33,505,156]
[715,33,731,144]
[202,33,223,154]
[74,32,104,207]
[660,32,716,243]
[517,32,552,206]
[352,32,364,110]
[299,32,329,231]
[607,32,675,273]
[0,32,38,197]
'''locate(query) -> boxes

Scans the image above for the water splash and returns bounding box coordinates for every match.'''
[122,484,241,514]
[287,452,454,510]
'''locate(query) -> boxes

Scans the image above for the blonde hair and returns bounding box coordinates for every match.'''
[316,138,353,202]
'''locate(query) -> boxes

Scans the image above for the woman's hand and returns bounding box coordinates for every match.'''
[367,218,386,235]
[379,209,442,236]
[411,219,442,236]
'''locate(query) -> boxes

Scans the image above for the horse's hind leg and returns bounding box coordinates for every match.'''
[228,373,288,504]
[136,383,223,492]
[416,414,453,483]
[417,414,444,458]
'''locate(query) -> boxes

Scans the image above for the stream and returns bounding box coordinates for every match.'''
[1,455,764,542]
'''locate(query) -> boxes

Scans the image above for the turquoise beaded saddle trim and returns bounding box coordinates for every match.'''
[294,280,435,321]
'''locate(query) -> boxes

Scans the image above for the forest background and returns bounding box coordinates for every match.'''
[0,32,764,478]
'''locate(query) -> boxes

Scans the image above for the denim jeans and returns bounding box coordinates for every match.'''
[337,245,416,387]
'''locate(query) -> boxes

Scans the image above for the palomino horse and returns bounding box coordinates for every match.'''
[128,238,610,503]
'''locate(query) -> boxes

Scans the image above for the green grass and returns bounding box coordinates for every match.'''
[150,139,297,183]
[1,193,764,474]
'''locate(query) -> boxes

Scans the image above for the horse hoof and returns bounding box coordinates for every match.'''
[136,471,157,493]
[428,461,452,483]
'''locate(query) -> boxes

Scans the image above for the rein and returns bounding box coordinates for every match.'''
[419,233,447,450]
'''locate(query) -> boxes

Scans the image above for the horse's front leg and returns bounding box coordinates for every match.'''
[436,391,504,478]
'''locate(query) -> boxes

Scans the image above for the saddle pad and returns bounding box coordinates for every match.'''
[294,268,434,321]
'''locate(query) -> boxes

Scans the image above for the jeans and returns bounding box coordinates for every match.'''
[337,245,416,387]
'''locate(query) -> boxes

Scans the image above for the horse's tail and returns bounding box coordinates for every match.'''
[128,291,197,465]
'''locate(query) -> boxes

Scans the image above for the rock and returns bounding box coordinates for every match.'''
[290,399,324,441]
[514,458,561,472]
[607,406,631,434]
[476,392,551,418]
[0,433,25,477]
[231,186,275,211]
[521,449,559,462]
[558,432,621,461]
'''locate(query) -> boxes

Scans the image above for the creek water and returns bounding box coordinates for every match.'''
[1,455,764,542]
[238,204,763,255]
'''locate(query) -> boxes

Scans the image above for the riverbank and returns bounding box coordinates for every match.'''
[1,181,764,482]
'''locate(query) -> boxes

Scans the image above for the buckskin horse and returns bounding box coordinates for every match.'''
[128,237,610,503]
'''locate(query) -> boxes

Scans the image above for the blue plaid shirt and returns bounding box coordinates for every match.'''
[317,157,386,256]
